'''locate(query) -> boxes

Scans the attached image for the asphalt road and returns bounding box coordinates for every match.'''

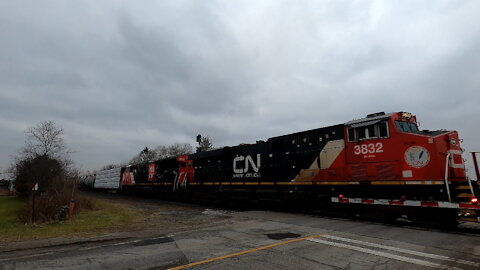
[1,209,480,270]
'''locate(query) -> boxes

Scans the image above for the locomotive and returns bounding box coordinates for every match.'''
[90,112,480,225]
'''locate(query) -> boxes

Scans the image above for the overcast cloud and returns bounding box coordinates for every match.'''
[1,0,479,175]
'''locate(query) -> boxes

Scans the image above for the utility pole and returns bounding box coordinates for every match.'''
[31,182,38,224]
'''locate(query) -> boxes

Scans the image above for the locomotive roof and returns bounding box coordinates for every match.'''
[268,124,344,142]
[344,112,395,126]
[269,113,396,142]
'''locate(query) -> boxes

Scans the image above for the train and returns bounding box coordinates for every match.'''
[82,112,480,225]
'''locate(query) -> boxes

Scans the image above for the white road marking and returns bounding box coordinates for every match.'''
[308,238,461,270]
[321,235,479,267]
[151,235,174,240]
[82,245,110,250]
[0,252,54,262]
[82,235,173,250]
[82,240,140,250]
[1,236,174,261]
[111,240,141,246]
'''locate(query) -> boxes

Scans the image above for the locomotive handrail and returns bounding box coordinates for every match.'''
[444,152,452,202]
[472,152,480,181]
[467,176,475,197]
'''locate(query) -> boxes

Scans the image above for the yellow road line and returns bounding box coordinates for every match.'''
[277,182,313,185]
[168,234,323,270]
[315,181,360,185]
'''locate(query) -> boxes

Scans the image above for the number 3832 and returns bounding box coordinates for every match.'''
[353,143,384,155]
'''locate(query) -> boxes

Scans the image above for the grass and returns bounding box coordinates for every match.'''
[0,196,141,242]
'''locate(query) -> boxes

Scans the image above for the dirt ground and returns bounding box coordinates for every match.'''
[0,189,234,252]
[81,190,233,237]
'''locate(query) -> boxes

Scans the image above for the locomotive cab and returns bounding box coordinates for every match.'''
[344,112,466,183]
[344,112,398,181]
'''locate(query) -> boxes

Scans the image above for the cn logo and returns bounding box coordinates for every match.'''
[233,154,260,174]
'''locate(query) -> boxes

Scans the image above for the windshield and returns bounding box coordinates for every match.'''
[395,121,419,133]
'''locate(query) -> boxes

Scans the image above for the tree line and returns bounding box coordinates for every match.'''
[102,135,214,170]
[8,120,214,223]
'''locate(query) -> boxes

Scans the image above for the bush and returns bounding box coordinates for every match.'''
[15,155,65,197]
[14,155,94,223]
[20,180,95,223]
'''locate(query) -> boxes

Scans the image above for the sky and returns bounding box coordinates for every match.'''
[0,0,479,175]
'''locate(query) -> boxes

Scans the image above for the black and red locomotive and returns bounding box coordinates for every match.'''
[92,112,480,225]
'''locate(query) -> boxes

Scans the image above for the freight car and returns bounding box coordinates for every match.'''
[95,112,480,225]
[94,167,122,189]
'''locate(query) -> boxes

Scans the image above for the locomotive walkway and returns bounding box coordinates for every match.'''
[1,206,480,270]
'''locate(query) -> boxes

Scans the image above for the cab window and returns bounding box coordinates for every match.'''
[358,127,367,139]
[348,121,389,142]
[395,121,419,133]
[367,125,376,138]
[379,121,388,137]
[348,128,355,141]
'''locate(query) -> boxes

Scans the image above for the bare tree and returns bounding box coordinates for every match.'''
[154,145,169,159]
[12,121,73,173]
[24,121,64,157]
[167,143,193,157]
[18,120,72,167]
[130,147,157,165]
[129,143,194,165]
[197,136,213,152]
[154,143,193,159]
